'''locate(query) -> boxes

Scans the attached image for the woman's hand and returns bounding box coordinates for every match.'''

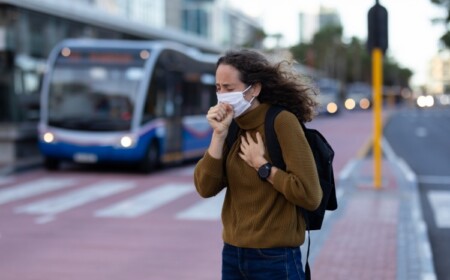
[207,103,234,137]
[239,132,267,170]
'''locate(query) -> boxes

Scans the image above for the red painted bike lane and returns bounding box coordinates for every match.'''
[0,110,376,280]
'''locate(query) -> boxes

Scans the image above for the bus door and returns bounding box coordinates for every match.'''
[163,70,184,163]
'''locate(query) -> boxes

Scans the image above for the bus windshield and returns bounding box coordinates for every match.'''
[47,48,149,131]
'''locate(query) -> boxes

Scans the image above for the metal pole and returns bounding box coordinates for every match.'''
[372,47,383,188]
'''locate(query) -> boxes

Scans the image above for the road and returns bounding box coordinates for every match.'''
[384,106,450,280]
[0,107,425,280]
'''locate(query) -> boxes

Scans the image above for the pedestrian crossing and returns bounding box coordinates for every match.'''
[95,183,194,218]
[16,181,136,216]
[0,178,76,205]
[3,174,447,227]
[0,176,223,222]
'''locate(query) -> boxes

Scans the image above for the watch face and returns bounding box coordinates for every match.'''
[258,163,271,179]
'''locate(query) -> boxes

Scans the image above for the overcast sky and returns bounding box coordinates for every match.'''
[228,0,446,87]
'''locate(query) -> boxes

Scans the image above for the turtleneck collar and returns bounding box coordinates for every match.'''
[234,103,270,130]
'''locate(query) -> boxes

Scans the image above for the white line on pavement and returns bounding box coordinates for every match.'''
[427,190,450,228]
[338,159,358,181]
[15,181,135,216]
[95,183,194,218]
[0,178,76,205]
[419,175,450,185]
[176,190,225,220]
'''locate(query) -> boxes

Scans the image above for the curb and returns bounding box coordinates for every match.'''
[382,138,437,280]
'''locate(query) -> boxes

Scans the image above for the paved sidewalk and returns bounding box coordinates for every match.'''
[306,154,436,280]
[0,156,42,176]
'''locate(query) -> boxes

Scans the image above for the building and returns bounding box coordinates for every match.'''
[428,50,450,94]
[298,5,341,44]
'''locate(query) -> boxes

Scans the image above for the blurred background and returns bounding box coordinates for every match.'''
[1,0,449,166]
[0,0,449,279]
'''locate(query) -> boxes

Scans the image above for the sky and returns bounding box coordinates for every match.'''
[227,0,447,87]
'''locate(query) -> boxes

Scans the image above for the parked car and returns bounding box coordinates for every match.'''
[315,78,341,115]
[344,82,372,110]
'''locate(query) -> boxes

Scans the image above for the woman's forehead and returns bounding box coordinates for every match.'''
[216,64,241,83]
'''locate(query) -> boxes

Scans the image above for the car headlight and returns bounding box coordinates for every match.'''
[327,102,338,114]
[359,98,371,109]
[345,99,356,110]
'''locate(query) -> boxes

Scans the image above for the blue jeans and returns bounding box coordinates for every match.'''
[222,243,305,280]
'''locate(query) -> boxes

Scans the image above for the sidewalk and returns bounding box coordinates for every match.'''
[0,156,42,176]
[307,141,436,280]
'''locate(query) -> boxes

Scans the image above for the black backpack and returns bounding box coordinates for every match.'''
[226,105,338,280]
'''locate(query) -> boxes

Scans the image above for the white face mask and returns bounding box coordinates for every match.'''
[216,85,255,118]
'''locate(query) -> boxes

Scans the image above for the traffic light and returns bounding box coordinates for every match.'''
[367,1,388,53]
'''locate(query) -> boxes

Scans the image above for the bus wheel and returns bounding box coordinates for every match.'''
[139,141,160,173]
[44,157,60,170]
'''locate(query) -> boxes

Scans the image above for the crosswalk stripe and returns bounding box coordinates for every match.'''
[0,178,75,205]
[427,190,450,228]
[16,181,135,216]
[176,190,225,220]
[95,183,194,218]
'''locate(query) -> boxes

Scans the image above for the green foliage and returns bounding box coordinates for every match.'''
[430,0,450,47]
[289,24,412,88]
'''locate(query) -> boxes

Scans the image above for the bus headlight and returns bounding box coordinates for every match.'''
[43,132,55,143]
[119,135,135,148]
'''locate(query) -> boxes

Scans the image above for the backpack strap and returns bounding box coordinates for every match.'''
[225,120,240,151]
[264,106,285,170]
[223,119,241,178]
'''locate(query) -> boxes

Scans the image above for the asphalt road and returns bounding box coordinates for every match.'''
[384,106,450,280]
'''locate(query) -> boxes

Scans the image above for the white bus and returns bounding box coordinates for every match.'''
[39,39,218,172]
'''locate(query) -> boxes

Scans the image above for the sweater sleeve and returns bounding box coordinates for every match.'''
[193,150,227,198]
[271,111,323,211]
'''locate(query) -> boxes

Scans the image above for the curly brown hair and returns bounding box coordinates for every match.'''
[216,49,318,122]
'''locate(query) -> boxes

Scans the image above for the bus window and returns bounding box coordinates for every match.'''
[47,48,147,131]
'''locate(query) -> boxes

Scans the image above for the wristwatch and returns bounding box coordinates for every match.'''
[257,162,273,181]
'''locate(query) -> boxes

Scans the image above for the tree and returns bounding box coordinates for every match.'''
[289,24,413,87]
[430,0,450,47]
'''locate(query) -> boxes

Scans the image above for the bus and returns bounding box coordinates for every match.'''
[38,39,218,172]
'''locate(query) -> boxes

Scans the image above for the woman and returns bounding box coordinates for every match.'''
[194,49,323,280]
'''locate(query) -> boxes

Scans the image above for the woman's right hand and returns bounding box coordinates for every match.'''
[207,103,234,137]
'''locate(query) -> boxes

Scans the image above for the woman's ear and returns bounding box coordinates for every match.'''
[252,83,262,96]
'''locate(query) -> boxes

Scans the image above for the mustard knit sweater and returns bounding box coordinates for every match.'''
[194,103,322,248]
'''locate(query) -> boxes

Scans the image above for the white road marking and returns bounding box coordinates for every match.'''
[415,127,428,137]
[338,159,358,181]
[427,190,450,228]
[419,175,450,185]
[95,183,194,218]
[0,178,75,205]
[176,190,225,220]
[15,181,135,216]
